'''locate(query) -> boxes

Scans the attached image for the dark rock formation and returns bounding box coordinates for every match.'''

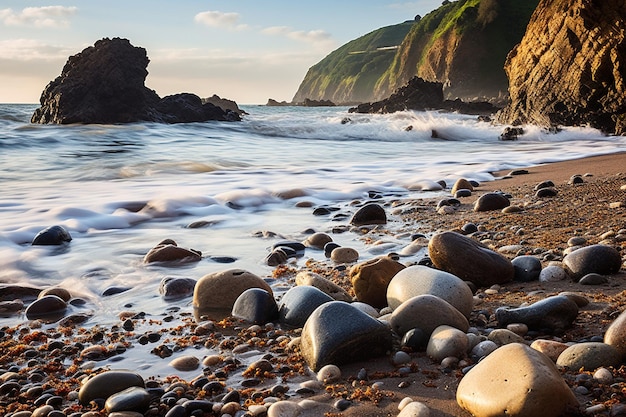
[202,94,247,115]
[349,76,499,115]
[31,38,240,124]
[265,98,336,107]
[497,0,626,135]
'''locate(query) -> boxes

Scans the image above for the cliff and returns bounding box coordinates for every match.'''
[293,0,538,105]
[497,0,626,135]
[292,21,415,104]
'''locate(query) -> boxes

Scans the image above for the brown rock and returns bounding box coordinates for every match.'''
[457,343,579,417]
[349,256,406,308]
[604,309,626,359]
[350,203,387,226]
[474,192,510,212]
[497,0,626,134]
[428,231,514,287]
[295,271,352,302]
[451,178,474,195]
[144,239,201,264]
[193,269,273,317]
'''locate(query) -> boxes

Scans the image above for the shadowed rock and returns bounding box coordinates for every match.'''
[496,295,579,333]
[31,37,241,124]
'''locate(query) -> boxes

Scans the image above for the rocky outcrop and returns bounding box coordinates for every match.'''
[202,94,247,115]
[497,0,626,135]
[31,38,240,124]
[349,76,499,115]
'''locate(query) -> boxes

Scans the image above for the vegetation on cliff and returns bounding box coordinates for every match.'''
[293,0,538,105]
[291,21,415,104]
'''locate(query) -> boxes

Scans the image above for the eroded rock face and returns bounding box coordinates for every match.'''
[497,0,626,135]
[31,37,240,124]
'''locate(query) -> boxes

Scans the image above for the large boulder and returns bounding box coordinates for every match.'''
[31,37,240,124]
[457,343,579,417]
[428,231,514,287]
[497,0,626,134]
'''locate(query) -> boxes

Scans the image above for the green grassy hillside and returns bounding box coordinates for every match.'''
[293,0,538,104]
[291,21,415,104]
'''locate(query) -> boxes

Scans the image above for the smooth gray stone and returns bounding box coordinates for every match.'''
[496,295,579,332]
[390,294,469,338]
[159,277,196,300]
[278,285,333,328]
[78,371,145,405]
[300,301,392,371]
[563,244,622,281]
[231,288,278,325]
[579,273,609,285]
[105,387,151,413]
[511,256,542,282]
[556,342,622,371]
[386,264,473,318]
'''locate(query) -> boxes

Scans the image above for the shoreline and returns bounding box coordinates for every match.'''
[0,152,624,417]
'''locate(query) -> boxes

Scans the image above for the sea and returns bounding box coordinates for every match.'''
[1,103,625,335]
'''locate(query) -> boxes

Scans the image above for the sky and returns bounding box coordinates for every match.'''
[0,1,442,104]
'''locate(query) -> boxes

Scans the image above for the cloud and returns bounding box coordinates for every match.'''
[261,26,334,49]
[0,6,77,28]
[0,39,74,61]
[194,10,248,30]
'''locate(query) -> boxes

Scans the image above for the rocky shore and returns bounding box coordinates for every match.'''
[1,153,625,417]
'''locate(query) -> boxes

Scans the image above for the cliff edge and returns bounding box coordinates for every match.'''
[497,0,626,135]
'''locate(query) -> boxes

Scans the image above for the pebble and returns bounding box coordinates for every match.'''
[295,271,351,301]
[267,401,301,417]
[78,370,145,405]
[487,328,526,345]
[470,340,498,359]
[397,401,431,417]
[278,285,333,328]
[457,343,578,417]
[539,265,569,282]
[349,256,406,308]
[563,244,622,281]
[496,295,579,332]
[143,239,201,263]
[104,387,151,413]
[390,294,469,338]
[159,277,196,300]
[556,342,622,371]
[386,264,474,318]
[169,355,199,371]
[300,301,392,371]
[24,295,67,322]
[604,308,626,358]
[302,232,332,249]
[579,272,609,285]
[511,255,542,282]
[474,193,510,212]
[451,178,474,195]
[330,247,359,263]
[316,364,342,383]
[231,288,278,325]
[31,225,72,245]
[593,367,614,384]
[349,203,387,226]
[428,231,515,287]
[426,325,469,362]
[193,269,273,316]
[392,351,412,366]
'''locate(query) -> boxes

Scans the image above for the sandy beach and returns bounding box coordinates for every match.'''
[1,151,625,417]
